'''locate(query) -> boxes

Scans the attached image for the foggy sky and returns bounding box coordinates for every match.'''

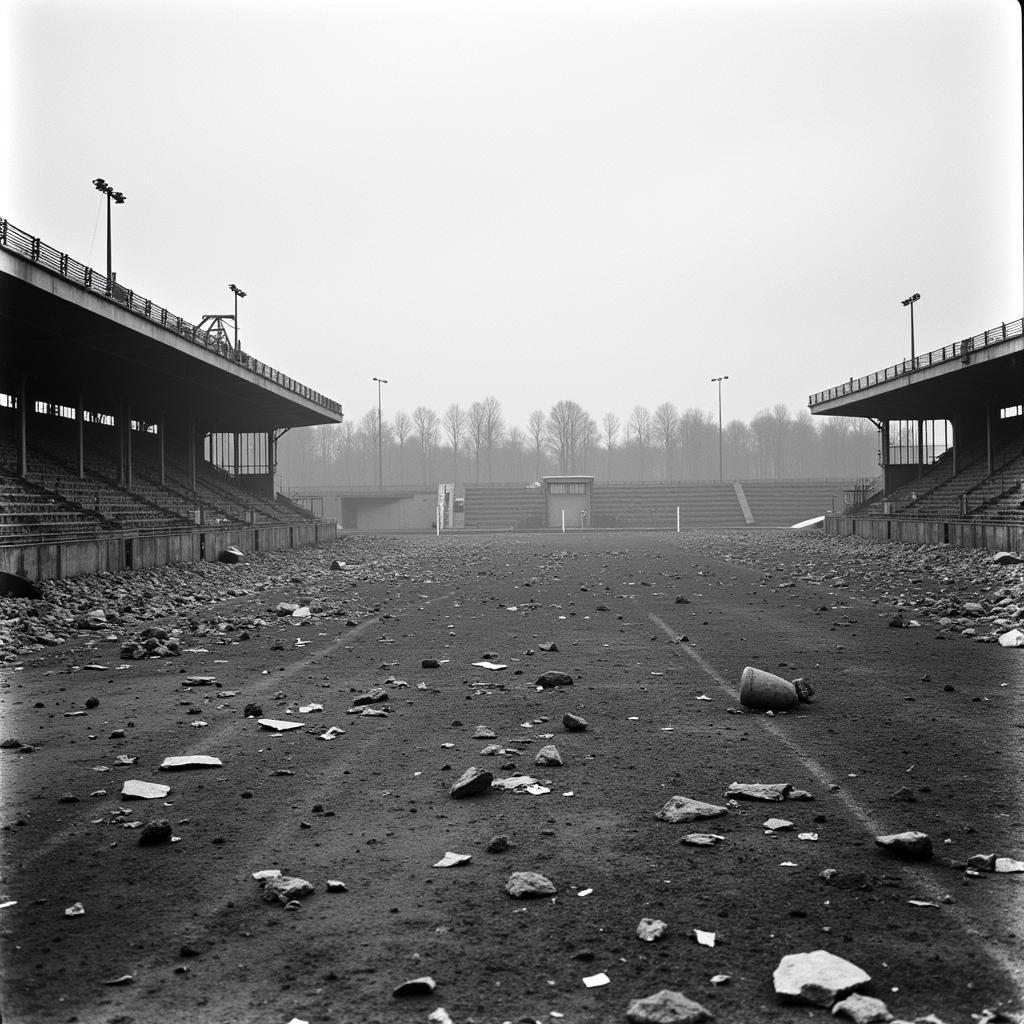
[3,0,1021,433]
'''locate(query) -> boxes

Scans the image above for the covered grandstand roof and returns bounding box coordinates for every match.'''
[0,219,344,432]
[808,318,1024,421]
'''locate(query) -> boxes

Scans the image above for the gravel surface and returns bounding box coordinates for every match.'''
[1,529,1022,1024]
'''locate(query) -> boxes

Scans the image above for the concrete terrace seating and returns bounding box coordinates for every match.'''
[463,486,547,530]
[591,484,745,528]
[740,481,853,526]
[0,471,111,541]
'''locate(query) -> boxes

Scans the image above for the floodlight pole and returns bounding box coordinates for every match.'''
[92,178,126,294]
[712,375,729,484]
[229,284,246,358]
[901,293,920,360]
[373,376,388,489]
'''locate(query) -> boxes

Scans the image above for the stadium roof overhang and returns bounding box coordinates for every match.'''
[0,250,344,433]
[809,331,1024,422]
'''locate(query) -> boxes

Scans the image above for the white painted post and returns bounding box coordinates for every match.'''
[677,506,680,532]
[561,509,565,533]
[436,505,441,536]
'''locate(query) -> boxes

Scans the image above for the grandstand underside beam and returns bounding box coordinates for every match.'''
[0,250,344,433]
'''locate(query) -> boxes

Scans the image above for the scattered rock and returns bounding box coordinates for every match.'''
[505,871,556,898]
[773,949,871,1006]
[637,918,669,942]
[681,833,725,846]
[243,703,263,718]
[486,835,510,853]
[261,875,315,905]
[832,993,893,1023]
[422,658,441,669]
[625,989,713,1023]
[875,831,933,860]
[656,796,729,823]
[726,782,793,801]
[562,713,588,731]
[473,725,497,739]
[535,744,563,767]
[138,820,173,846]
[536,670,573,688]
[352,687,389,706]
[449,766,493,799]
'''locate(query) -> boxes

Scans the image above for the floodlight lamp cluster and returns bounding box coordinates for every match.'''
[229,283,247,298]
[92,178,125,204]
[901,293,920,307]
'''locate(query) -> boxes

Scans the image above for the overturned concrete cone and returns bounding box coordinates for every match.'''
[740,667,799,711]
[218,546,245,564]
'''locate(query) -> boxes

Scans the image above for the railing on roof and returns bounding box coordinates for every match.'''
[0,217,343,418]
[808,317,1024,407]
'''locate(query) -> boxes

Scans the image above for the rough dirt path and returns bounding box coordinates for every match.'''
[1,531,1022,1024]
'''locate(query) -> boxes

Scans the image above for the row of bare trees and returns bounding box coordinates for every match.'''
[278,397,879,488]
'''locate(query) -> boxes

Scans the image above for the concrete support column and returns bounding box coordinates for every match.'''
[233,431,241,478]
[118,403,127,485]
[267,430,277,500]
[188,422,197,491]
[951,415,960,475]
[125,407,133,487]
[159,412,166,486]
[76,392,85,479]
[18,376,28,478]
[917,419,925,477]
[986,407,994,476]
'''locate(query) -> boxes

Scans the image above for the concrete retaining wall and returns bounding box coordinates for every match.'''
[0,520,337,581]
[825,514,1023,554]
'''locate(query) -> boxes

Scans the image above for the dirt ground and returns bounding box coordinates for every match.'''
[1,529,1022,1024]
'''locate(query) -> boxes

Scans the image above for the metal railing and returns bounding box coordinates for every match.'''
[0,217,343,418]
[808,317,1024,407]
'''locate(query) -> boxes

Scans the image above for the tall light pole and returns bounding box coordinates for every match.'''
[92,178,125,294]
[372,376,388,489]
[711,375,729,484]
[901,293,920,360]
[229,284,246,358]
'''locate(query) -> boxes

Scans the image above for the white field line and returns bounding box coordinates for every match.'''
[648,611,1024,995]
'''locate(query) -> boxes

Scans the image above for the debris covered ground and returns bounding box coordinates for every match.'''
[1,529,1022,1024]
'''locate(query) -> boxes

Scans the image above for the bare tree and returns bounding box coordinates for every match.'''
[546,400,589,474]
[527,409,546,481]
[481,396,504,483]
[412,406,440,484]
[391,410,412,485]
[506,426,525,481]
[653,402,679,481]
[601,412,619,481]
[442,403,465,488]
[467,401,486,485]
[629,405,653,481]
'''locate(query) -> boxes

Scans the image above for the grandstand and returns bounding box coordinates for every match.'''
[459,479,859,531]
[1,217,343,579]
[809,316,1024,550]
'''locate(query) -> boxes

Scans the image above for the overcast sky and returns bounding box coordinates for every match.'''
[3,0,1021,433]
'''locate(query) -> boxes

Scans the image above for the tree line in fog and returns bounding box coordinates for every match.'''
[277,398,879,488]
